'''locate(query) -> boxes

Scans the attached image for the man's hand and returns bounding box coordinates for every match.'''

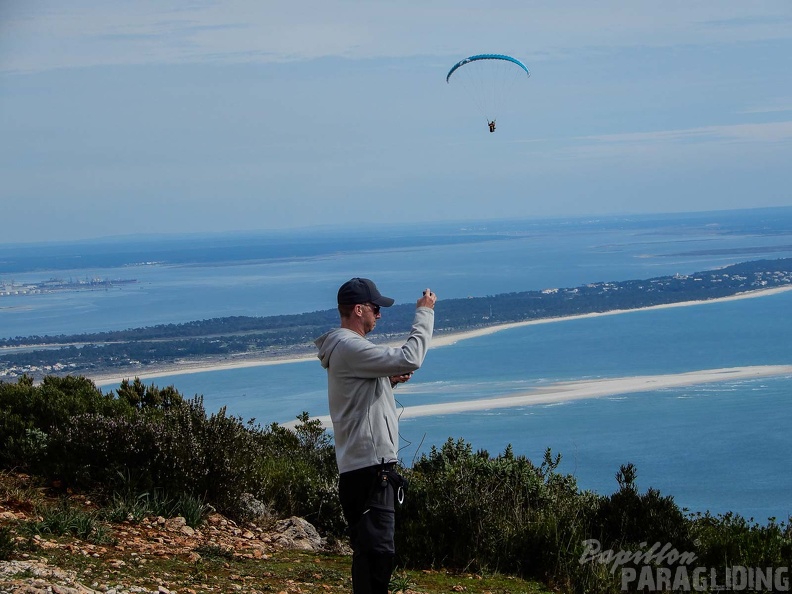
[417,288,437,309]
[390,372,413,388]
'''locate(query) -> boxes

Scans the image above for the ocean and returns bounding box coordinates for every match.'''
[2,208,792,521]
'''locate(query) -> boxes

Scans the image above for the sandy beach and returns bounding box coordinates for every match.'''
[92,353,317,388]
[91,285,792,388]
[430,285,792,347]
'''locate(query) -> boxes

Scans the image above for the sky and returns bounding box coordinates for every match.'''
[1,1,791,244]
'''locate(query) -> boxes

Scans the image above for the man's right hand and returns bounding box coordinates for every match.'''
[417,288,437,309]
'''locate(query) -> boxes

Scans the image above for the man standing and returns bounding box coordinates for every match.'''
[315,277,436,594]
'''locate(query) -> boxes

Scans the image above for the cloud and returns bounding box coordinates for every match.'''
[2,1,792,73]
[739,100,792,115]
[580,121,792,145]
[698,14,792,29]
[547,121,792,166]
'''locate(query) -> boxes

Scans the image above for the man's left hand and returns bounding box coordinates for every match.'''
[390,372,413,387]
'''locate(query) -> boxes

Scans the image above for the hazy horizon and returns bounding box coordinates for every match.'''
[2,204,792,249]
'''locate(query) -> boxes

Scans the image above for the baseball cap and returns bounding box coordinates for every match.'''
[337,277,395,307]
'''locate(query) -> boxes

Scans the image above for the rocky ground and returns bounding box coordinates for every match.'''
[0,473,548,594]
[0,473,349,594]
[0,508,340,594]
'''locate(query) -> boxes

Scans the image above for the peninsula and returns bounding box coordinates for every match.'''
[1,258,791,382]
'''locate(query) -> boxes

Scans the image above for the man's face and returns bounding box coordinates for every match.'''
[360,302,381,334]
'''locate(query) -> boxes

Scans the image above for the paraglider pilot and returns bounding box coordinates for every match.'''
[488,120,496,133]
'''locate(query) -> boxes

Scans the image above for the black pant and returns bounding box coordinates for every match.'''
[339,465,396,594]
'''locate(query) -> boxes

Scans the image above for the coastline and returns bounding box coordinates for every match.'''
[90,285,792,388]
[431,285,792,347]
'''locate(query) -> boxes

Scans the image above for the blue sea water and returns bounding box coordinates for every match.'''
[2,209,792,520]
[4,210,792,338]
[101,291,792,520]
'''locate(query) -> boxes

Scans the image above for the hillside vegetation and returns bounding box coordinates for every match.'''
[1,376,790,593]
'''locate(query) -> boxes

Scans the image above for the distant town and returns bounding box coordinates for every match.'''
[0,277,137,297]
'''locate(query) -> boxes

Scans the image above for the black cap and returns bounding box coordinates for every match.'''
[337,278,395,307]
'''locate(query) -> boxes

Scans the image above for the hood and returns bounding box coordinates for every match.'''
[314,328,349,369]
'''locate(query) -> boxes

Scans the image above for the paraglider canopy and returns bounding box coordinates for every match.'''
[446,54,530,131]
[446,54,530,83]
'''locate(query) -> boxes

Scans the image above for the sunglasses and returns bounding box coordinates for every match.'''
[363,303,381,314]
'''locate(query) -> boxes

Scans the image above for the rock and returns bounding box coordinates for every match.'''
[164,516,187,531]
[271,516,324,551]
[0,559,100,593]
[237,493,272,524]
[52,585,83,594]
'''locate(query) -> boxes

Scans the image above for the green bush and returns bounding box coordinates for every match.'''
[256,414,343,533]
[593,462,692,554]
[2,374,790,594]
[691,511,792,570]
[399,439,538,571]
[47,397,340,527]
[0,375,133,470]
[42,392,260,507]
[45,413,158,490]
[398,440,596,580]
[397,443,700,593]
[116,377,184,410]
[1,375,341,531]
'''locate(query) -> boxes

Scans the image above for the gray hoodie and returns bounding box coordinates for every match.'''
[314,307,434,473]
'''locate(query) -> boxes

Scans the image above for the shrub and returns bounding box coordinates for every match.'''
[691,511,792,570]
[0,375,133,470]
[255,414,342,534]
[3,375,343,531]
[398,439,536,571]
[397,444,708,593]
[593,463,692,552]
[44,395,264,512]
[398,439,598,584]
[5,374,791,594]
[45,412,160,490]
[116,377,184,410]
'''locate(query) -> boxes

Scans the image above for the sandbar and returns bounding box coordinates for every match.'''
[298,365,792,429]
[90,285,792,388]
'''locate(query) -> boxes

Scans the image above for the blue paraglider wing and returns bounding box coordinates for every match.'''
[446,54,530,83]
